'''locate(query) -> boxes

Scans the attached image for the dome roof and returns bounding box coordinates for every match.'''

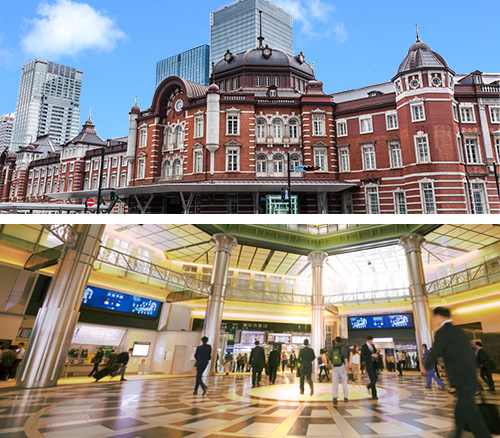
[213,47,314,77]
[396,39,449,74]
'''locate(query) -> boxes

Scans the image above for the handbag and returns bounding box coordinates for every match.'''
[91,357,100,364]
[465,393,500,434]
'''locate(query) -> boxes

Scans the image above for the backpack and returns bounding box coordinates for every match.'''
[331,346,343,366]
[317,355,323,365]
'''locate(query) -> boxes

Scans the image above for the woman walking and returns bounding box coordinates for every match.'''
[349,344,362,389]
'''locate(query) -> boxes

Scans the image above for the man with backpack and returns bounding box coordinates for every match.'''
[330,336,349,405]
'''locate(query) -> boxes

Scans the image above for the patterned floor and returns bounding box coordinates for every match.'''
[0,371,498,437]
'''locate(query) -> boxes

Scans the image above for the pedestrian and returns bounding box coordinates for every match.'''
[94,349,119,382]
[224,350,233,375]
[193,336,212,396]
[268,345,280,384]
[114,348,133,381]
[475,341,496,392]
[361,335,379,400]
[281,351,288,372]
[236,354,244,372]
[0,346,16,381]
[249,340,266,387]
[298,339,315,396]
[318,348,330,382]
[9,342,26,379]
[289,351,297,373]
[422,344,445,390]
[330,337,349,405]
[88,348,104,377]
[243,353,249,372]
[422,306,491,438]
[396,350,404,376]
[349,344,362,388]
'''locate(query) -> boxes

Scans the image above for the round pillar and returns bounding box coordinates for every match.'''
[308,250,328,372]
[399,233,433,367]
[17,224,105,388]
[202,233,238,375]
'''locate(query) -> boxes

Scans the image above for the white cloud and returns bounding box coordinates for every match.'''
[274,0,347,42]
[21,0,126,59]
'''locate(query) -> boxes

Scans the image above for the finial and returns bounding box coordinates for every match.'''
[415,24,420,42]
[134,95,137,106]
[211,61,215,84]
[257,10,265,49]
[89,106,92,119]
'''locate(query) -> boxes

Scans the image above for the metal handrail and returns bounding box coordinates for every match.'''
[325,288,410,305]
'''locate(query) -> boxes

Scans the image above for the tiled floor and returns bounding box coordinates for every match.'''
[0,371,498,437]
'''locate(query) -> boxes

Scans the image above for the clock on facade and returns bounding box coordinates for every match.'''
[174,99,184,112]
[432,77,442,87]
[410,79,420,89]
[262,46,272,58]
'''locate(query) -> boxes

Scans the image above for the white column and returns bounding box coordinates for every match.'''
[126,111,138,184]
[308,250,328,373]
[202,233,238,375]
[478,104,494,162]
[206,88,220,175]
[17,224,105,388]
[399,233,433,367]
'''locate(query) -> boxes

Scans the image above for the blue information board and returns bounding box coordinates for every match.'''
[81,285,161,318]
[348,314,413,330]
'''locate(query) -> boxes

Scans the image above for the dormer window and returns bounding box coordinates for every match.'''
[270,89,277,97]
[367,90,383,97]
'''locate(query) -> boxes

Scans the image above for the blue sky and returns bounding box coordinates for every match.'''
[1,0,499,141]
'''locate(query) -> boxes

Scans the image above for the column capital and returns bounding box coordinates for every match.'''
[399,233,425,254]
[211,233,238,254]
[308,250,328,267]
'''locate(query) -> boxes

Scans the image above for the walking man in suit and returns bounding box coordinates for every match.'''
[475,341,496,392]
[422,307,491,438]
[268,345,281,384]
[194,336,212,396]
[361,335,379,400]
[299,339,315,396]
[249,340,266,387]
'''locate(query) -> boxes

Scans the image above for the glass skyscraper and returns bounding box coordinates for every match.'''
[11,59,82,151]
[210,0,293,65]
[156,45,211,88]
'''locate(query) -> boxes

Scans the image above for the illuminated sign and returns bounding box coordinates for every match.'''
[348,314,413,330]
[267,333,291,344]
[132,342,150,357]
[72,324,125,345]
[82,285,161,318]
[240,331,265,344]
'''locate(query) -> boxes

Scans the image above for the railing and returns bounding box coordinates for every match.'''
[481,85,500,93]
[325,288,410,305]
[426,256,500,297]
[257,99,296,104]
[225,285,312,305]
[223,95,246,100]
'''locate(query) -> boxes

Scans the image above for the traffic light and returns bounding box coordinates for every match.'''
[281,187,290,201]
[303,165,319,171]
[110,191,116,202]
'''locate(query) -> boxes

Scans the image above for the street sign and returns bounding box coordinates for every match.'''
[294,166,304,172]
[86,198,95,207]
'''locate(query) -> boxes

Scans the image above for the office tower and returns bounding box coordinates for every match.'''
[156,45,211,87]
[11,59,82,150]
[0,113,15,149]
[210,0,293,64]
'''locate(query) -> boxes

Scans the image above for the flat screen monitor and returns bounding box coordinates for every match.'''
[348,314,413,330]
[82,285,161,318]
[132,342,150,357]
[268,333,291,344]
[240,331,265,344]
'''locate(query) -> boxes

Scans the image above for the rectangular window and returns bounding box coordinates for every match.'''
[465,138,481,164]
[227,194,238,214]
[386,113,398,130]
[490,107,500,123]
[120,173,127,187]
[137,158,145,179]
[452,103,459,122]
[337,120,347,137]
[62,163,67,173]
[94,160,100,171]
[362,144,376,170]
[139,128,147,147]
[366,186,379,214]
[227,113,239,135]
[421,182,436,214]
[264,76,270,87]
[495,137,500,162]
[359,116,373,133]
[226,148,239,171]
[471,183,487,214]
[233,78,237,89]
[112,157,118,168]
[389,142,403,168]
[394,191,407,214]
[415,135,430,163]
[338,147,350,172]
[314,148,327,171]
[194,116,204,138]
[312,113,325,136]
[460,106,475,123]
[194,149,203,173]
[85,162,90,171]
[411,103,425,122]
[256,76,261,87]
[273,76,279,87]
[457,134,464,162]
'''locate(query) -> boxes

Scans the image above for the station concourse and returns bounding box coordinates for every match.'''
[0,223,498,438]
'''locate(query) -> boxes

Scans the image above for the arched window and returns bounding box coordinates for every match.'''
[174,126,183,148]
[256,154,267,173]
[273,154,284,173]
[173,159,182,178]
[272,119,283,140]
[165,127,172,150]
[289,119,299,139]
[256,119,266,139]
[290,153,301,171]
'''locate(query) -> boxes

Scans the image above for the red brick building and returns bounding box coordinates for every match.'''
[0,36,499,214]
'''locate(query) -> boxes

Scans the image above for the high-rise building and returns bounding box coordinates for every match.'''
[156,45,211,87]
[10,59,82,151]
[0,113,15,149]
[210,0,293,64]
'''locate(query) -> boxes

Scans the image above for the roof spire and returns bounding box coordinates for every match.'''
[415,23,420,42]
[257,10,265,49]
[89,106,92,119]
[134,95,137,106]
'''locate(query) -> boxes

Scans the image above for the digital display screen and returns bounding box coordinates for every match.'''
[348,314,413,330]
[268,333,291,344]
[292,335,310,344]
[72,324,125,346]
[82,285,161,317]
[240,331,265,344]
[132,342,150,357]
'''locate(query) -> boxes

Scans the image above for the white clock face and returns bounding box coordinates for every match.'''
[432,77,442,87]
[410,79,420,89]
[174,99,184,112]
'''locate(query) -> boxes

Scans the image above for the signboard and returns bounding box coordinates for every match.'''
[348,314,414,330]
[268,333,291,344]
[82,285,161,318]
[240,331,265,344]
[294,166,304,172]
[72,324,125,345]
[86,198,95,207]
[132,342,151,357]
